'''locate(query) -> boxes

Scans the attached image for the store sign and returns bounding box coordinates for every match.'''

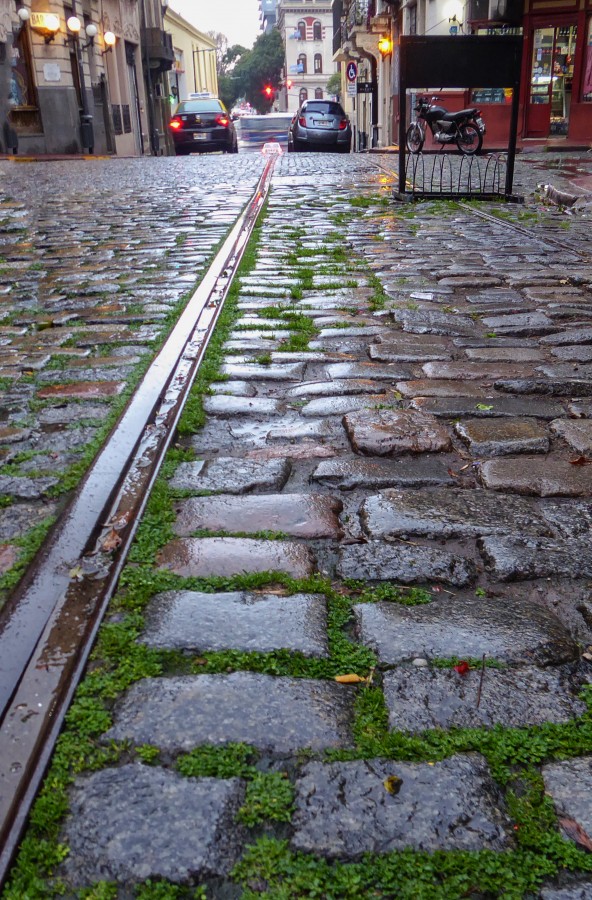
[357,82,373,93]
[30,12,60,35]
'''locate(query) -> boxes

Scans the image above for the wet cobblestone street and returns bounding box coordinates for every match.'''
[2,148,592,899]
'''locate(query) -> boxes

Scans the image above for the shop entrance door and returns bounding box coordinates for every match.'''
[527,24,577,137]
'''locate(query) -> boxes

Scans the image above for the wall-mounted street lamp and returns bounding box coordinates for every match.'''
[81,22,97,49]
[102,30,116,54]
[378,35,393,56]
[65,4,94,153]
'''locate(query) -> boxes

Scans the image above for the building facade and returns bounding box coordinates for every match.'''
[164,8,217,105]
[277,0,335,112]
[332,0,592,148]
[2,0,173,156]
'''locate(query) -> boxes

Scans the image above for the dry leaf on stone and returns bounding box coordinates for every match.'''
[570,456,592,466]
[559,817,592,852]
[335,673,366,684]
[69,565,84,581]
[383,775,403,795]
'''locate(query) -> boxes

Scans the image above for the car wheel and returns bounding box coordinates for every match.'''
[231,138,239,154]
[175,147,189,156]
[293,139,305,152]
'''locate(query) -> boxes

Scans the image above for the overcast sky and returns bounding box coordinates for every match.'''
[168,0,261,49]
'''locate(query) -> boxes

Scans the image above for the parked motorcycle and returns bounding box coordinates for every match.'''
[406,95,486,155]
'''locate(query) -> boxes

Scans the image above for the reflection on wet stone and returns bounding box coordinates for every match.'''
[338,541,476,587]
[141,591,329,656]
[104,674,354,752]
[157,536,316,578]
[169,457,291,494]
[312,456,456,490]
[291,755,511,856]
[62,764,245,885]
[383,667,586,732]
[344,409,452,455]
[360,486,550,538]
[355,594,578,665]
[479,535,592,581]
[480,457,592,496]
[172,493,343,538]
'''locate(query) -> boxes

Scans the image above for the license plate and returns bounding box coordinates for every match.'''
[194,133,207,140]
[314,120,332,128]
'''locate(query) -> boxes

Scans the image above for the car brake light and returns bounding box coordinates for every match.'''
[298,116,306,127]
[215,114,229,127]
[338,118,348,131]
[169,118,182,130]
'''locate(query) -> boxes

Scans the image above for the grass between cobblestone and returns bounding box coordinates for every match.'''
[4,189,592,899]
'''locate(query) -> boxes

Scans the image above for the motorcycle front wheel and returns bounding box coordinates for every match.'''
[456,122,483,156]
[406,124,424,154]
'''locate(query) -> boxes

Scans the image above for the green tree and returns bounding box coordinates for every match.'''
[232,30,285,113]
[326,73,342,100]
[217,44,248,110]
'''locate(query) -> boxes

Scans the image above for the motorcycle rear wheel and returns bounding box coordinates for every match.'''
[406,124,424,154]
[456,122,482,155]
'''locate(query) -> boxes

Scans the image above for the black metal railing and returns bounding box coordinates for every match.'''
[400,151,522,201]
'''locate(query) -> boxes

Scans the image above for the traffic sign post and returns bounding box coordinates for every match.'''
[346,61,357,84]
[346,61,357,97]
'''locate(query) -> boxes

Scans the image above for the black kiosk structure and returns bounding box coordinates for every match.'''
[396,35,523,201]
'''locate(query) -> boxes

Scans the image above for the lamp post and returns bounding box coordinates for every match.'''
[66,2,94,153]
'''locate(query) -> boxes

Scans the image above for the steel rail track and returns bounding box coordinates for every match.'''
[0,156,277,885]
[375,156,590,261]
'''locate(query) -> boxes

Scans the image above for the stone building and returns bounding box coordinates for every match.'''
[332,0,592,148]
[277,0,335,112]
[1,0,173,156]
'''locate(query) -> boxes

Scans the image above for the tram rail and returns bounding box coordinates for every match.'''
[0,156,277,886]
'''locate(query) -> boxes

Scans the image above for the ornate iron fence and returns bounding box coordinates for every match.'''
[398,151,522,202]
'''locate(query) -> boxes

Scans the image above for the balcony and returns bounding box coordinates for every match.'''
[144,28,175,71]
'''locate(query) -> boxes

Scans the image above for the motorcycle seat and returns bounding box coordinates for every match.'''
[440,108,479,121]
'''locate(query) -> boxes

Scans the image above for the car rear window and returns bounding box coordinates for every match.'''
[303,102,344,116]
[176,100,224,114]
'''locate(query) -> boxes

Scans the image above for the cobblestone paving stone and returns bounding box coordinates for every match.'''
[5,151,592,897]
[0,156,267,592]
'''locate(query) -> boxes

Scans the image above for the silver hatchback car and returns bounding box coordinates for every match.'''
[288,100,352,153]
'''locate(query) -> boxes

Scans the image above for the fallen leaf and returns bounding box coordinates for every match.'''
[447,468,460,478]
[193,657,208,666]
[454,661,470,676]
[559,817,592,852]
[69,565,84,581]
[570,456,592,466]
[335,673,367,684]
[101,529,122,552]
[475,404,494,411]
[383,775,403,795]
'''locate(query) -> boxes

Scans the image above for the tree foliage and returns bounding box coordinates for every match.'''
[230,30,286,113]
[326,73,342,100]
